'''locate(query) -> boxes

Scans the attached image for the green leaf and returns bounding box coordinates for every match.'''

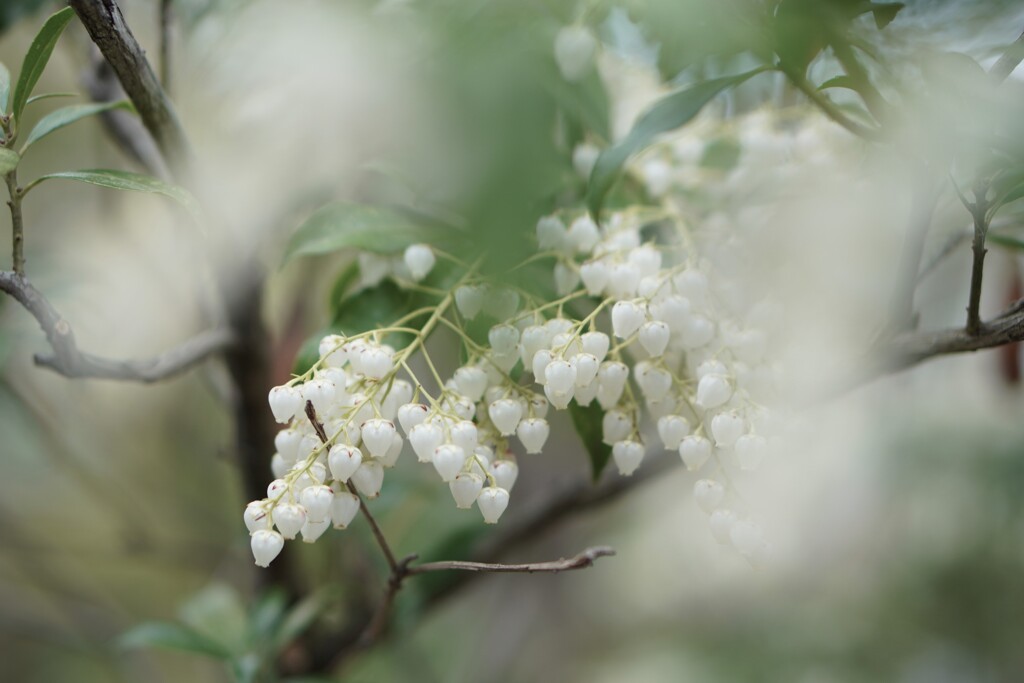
[328,261,361,310]
[118,622,232,660]
[178,583,248,656]
[283,201,445,264]
[249,589,288,643]
[988,234,1024,252]
[10,6,75,122]
[700,137,741,171]
[0,63,9,113]
[0,148,19,175]
[274,588,341,651]
[25,91,76,104]
[569,400,612,481]
[26,169,200,216]
[819,75,859,91]
[21,100,134,152]
[869,2,904,30]
[586,67,767,218]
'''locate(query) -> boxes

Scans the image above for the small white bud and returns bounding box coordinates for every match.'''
[360,346,393,380]
[454,366,489,402]
[450,472,485,509]
[330,490,360,529]
[579,260,610,296]
[328,444,363,482]
[602,409,632,445]
[488,398,523,436]
[709,509,738,545]
[735,434,767,471]
[299,485,334,523]
[611,301,645,339]
[695,359,728,380]
[572,143,600,179]
[275,429,303,463]
[536,215,568,251]
[678,435,712,471]
[318,334,346,367]
[268,385,303,423]
[267,479,291,501]
[543,359,577,393]
[570,353,599,387]
[397,403,430,433]
[489,324,520,355]
[554,25,596,81]
[274,503,306,540]
[638,321,670,357]
[302,378,337,415]
[251,529,284,567]
[612,440,645,476]
[656,415,690,450]
[271,454,289,479]
[710,411,746,448]
[607,263,640,298]
[694,479,725,513]
[554,261,580,295]
[449,420,479,453]
[580,331,609,362]
[529,395,550,419]
[520,326,551,369]
[696,374,732,410]
[628,245,662,276]
[433,444,467,482]
[477,486,510,524]
[516,418,550,454]
[361,419,397,458]
[403,244,436,281]
[490,459,519,491]
[455,285,485,320]
[351,461,385,498]
[544,383,573,409]
[409,421,444,462]
[301,518,330,543]
[379,432,404,467]
[573,378,598,406]
[635,363,672,401]
[567,215,600,253]
[244,501,270,534]
[650,295,690,333]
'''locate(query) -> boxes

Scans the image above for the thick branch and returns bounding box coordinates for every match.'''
[68,0,189,174]
[5,171,24,275]
[0,270,232,382]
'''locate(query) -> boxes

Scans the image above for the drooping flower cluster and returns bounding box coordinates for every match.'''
[246,204,778,568]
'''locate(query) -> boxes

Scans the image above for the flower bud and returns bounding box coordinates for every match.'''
[404,244,436,281]
[454,366,488,402]
[360,346,393,380]
[537,215,568,250]
[409,421,444,462]
[477,486,510,524]
[656,415,691,450]
[570,353,599,387]
[544,359,577,393]
[580,260,610,296]
[303,378,337,415]
[361,419,396,458]
[580,331,609,362]
[490,458,519,491]
[611,301,645,339]
[635,363,672,401]
[602,409,632,445]
[251,529,284,567]
[608,263,640,298]
[244,501,270,534]
[678,435,712,471]
[268,386,303,423]
[710,411,746,448]
[568,215,600,253]
[433,443,467,482]
[488,398,523,436]
[330,490,360,529]
[488,324,520,355]
[379,432,404,467]
[612,440,645,476]
[351,461,385,498]
[696,374,732,410]
[397,403,429,433]
[270,454,289,479]
[328,444,362,482]
[455,285,485,320]
[319,334,346,367]
[301,518,330,543]
[544,384,573,410]
[516,418,550,454]
[681,315,715,349]
[299,485,334,523]
[638,321,671,357]
[532,348,554,381]
[274,503,306,540]
[650,295,690,333]
[450,472,485,509]
[694,479,725,513]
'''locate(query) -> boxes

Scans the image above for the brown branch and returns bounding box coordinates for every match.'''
[159,0,173,93]
[0,270,232,382]
[407,546,615,575]
[68,0,189,174]
[964,188,991,335]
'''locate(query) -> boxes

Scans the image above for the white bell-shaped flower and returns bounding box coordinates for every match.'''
[268,386,303,423]
[536,215,568,251]
[488,399,523,436]
[403,244,435,282]
[274,429,303,463]
[361,419,396,458]
[330,490,360,529]
[678,435,712,471]
[568,215,600,253]
[612,440,645,476]
[409,421,444,462]
[251,529,284,567]
[244,502,270,534]
[611,301,645,338]
[490,459,519,491]
[450,472,484,509]
[379,432,404,467]
[710,411,746,448]
[477,486,510,524]
[544,359,576,393]
[274,503,306,540]
[301,518,330,543]
[554,25,596,81]
[449,420,479,453]
[580,331,609,362]
[656,415,691,450]
[602,409,632,445]
[351,461,384,498]
[570,353,599,387]
[433,444,467,482]
[638,321,670,357]
[360,346,393,380]
[328,444,362,482]
[693,479,725,513]
[455,285,484,320]
[696,374,732,410]
[454,366,488,402]
[580,260,610,296]
[516,418,550,454]
[299,485,334,523]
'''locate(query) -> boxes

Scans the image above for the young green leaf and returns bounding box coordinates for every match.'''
[282,201,445,264]
[586,67,767,218]
[118,622,233,660]
[10,6,75,122]
[0,148,19,175]
[0,62,9,112]
[569,400,613,481]
[24,169,199,216]
[21,100,134,152]
[25,91,76,104]
[988,233,1024,252]
[870,2,904,30]
[273,588,341,652]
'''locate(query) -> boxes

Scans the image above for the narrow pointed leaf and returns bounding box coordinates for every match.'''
[11,6,75,122]
[25,91,77,105]
[27,169,199,216]
[22,100,134,152]
[118,622,232,660]
[586,67,767,218]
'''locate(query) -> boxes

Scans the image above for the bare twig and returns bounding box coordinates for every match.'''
[990,28,1024,83]
[964,186,992,335]
[407,546,615,575]
[159,0,173,93]
[4,169,24,275]
[68,0,189,174]
[0,270,233,382]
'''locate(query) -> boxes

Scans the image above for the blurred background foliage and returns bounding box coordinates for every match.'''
[1,0,1024,682]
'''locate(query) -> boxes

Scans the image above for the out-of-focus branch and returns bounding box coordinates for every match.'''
[68,0,189,174]
[160,0,173,93]
[990,28,1024,83]
[407,546,615,575]
[0,270,233,382]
